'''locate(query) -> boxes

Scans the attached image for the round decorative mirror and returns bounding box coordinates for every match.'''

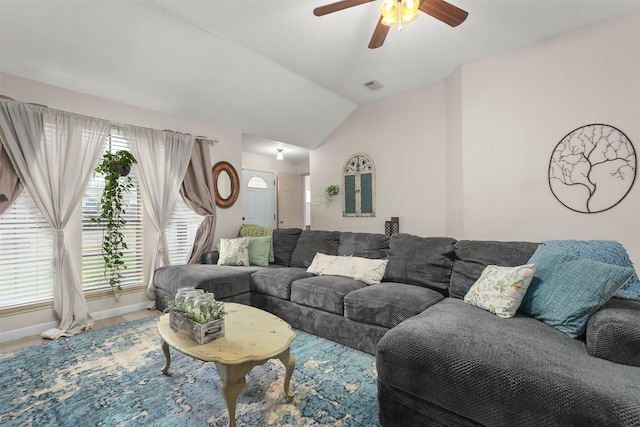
[212,161,239,208]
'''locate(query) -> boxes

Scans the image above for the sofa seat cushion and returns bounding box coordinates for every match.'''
[250,267,312,300]
[383,234,456,293]
[290,275,367,315]
[376,298,640,426]
[344,283,443,329]
[450,240,540,299]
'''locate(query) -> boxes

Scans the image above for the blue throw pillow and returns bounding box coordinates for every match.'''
[543,240,640,300]
[522,246,635,338]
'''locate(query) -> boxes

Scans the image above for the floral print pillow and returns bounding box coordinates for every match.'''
[464,264,536,318]
[217,237,250,266]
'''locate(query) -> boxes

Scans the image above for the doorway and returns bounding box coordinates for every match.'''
[277,173,304,229]
[242,169,276,228]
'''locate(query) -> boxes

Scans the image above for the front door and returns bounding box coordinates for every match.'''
[242,169,276,228]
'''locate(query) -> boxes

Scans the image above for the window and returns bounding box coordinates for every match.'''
[248,176,268,189]
[82,129,143,291]
[166,196,201,265]
[0,191,54,308]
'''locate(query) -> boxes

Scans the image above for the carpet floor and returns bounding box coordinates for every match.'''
[0,314,379,426]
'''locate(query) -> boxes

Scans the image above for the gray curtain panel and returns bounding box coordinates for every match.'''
[0,138,23,214]
[181,138,216,264]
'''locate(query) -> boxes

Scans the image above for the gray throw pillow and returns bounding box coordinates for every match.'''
[449,240,540,299]
[272,228,303,266]
[383,233,456,293]
[338,232,390,259]
[289,230,340,268]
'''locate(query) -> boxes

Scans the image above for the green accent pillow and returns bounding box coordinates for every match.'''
[239,224,274,263]
[217,237,250,266]
[522,246,634,338]
[248,236,272,267]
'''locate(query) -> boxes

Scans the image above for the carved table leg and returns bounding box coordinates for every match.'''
[160,338,171,375]
[214,361,256,427]
[277,348,296,402]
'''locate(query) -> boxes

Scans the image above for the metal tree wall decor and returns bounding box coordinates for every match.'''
[548,124,636,213]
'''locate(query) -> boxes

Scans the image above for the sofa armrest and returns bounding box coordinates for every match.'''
[200,250,219,264]
[586,298,640,367]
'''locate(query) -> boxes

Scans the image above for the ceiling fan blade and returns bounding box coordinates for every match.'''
[368,17,390,49]
[314,0,374,17]
[419,0,468,27]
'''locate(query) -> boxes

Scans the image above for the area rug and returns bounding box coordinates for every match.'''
[0,315,379,426]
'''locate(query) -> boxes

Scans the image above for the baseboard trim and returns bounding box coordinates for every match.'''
[0,301,152,343]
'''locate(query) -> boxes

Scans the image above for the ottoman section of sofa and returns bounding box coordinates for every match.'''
[376,298,640,426]
[344,282,443,329]
[153,264,263,311]
[250,267,313,300]
[290,275,367,315]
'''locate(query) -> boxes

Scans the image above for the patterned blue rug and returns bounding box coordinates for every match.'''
[0,315,379,426]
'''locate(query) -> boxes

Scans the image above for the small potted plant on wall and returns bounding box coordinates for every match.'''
[325,184,340,206]
[92,150,137,298]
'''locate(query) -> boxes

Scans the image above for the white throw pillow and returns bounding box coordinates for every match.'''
[320,255,388,285]
[306,253,338,275]
[464,264,535,318]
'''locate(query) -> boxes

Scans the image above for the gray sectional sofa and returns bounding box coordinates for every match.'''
[152,228,640,426]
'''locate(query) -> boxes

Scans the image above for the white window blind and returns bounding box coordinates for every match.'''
[82,129,143,291]
[0,191,54,308]
[166,196,201,265]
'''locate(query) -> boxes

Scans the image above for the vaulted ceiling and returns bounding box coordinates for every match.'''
[2,0,640,162]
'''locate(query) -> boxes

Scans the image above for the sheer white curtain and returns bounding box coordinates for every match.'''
[0,99,109,338]
[125,126,195,300]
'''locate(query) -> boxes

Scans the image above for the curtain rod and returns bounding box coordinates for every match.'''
[1,96,220,145]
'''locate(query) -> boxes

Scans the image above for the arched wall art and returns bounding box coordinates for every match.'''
[548,124,636,214]
[343,153,376,217]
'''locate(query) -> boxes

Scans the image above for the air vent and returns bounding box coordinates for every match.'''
[363,80,383,91]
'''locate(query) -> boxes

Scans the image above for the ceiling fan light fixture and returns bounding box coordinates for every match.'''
[380,0,418,28]
[380,0,398,26]
[401,0,419,25]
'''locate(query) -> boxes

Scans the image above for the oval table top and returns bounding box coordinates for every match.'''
[157,303,296,365]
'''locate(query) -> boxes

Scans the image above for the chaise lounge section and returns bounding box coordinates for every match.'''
[152,228,640,426]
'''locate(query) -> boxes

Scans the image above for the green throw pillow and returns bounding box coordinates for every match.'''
[239,224,274,263]
[521,246,634,338]
[248,236,272,267]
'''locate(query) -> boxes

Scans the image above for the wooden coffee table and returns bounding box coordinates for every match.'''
[157,303,296,427]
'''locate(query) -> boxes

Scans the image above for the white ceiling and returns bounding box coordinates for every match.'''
[2,0,640,163]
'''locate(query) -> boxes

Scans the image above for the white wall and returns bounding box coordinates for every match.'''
[459,11,640,267]
[242,151,309,176]
[311,81,449,236]
[0,73,245,340]
[310,12,640,268]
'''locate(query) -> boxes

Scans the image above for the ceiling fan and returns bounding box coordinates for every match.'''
[313,0,468,49]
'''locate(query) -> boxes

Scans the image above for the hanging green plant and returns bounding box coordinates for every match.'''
[325,184,341,205]
[92,150,137,297]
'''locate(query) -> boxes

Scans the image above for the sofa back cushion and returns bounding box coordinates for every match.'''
[450,240,539,299]
[382,233,456,293]
[338,232,390,259]
[272,228,303,266]
[289,230,341,268]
